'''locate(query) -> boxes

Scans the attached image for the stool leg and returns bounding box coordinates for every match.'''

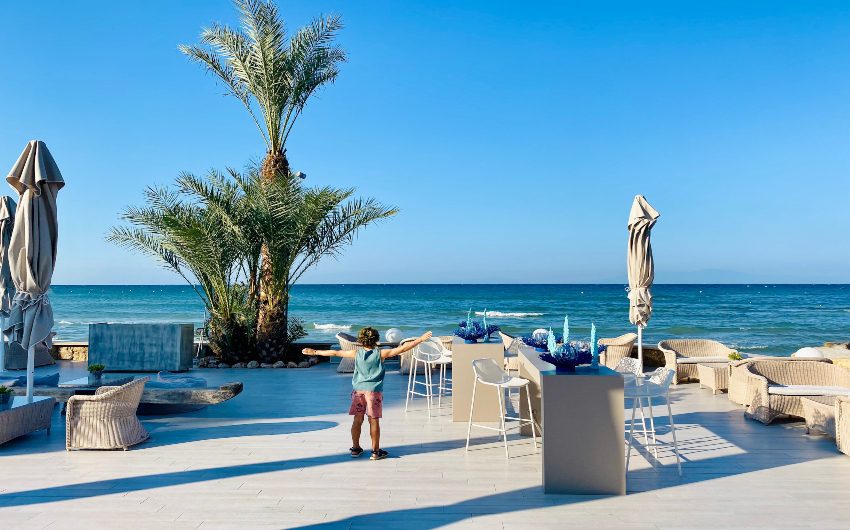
[438,363,444,409]
[626,395,638,473]
[405,356,415,412]
[638,397,649,446]
[497,385,509,459]
[425,362,432,417]
[648,397,658,458]
[466,378,478,451]
[524,385,538,450]
[666,395,682,476]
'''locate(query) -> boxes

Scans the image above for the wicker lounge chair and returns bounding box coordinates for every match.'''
[658,339,737,384]
[335,332,359,373]
[742,360,850,424]
[728,357,832,406]
[598,333,637,370]
[3,340,55,370]
[66,377,150,450]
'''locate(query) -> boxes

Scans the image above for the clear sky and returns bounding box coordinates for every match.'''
[1,1,848,284]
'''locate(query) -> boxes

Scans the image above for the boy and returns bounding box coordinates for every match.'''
[303,328,433,460]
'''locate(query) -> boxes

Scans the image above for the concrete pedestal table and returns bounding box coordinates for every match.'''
[519,347,625,495]
[452,338,504,422]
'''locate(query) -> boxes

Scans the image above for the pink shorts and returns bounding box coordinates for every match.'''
[349,390,383,419]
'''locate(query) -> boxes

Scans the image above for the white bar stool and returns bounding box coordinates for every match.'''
[405,341,451,416]
[428,337,452,399]
[625,367,682,476]
[465,358,538,459]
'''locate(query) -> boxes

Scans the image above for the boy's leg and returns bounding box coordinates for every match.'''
[368,417,381,452]
[351,414,365,449]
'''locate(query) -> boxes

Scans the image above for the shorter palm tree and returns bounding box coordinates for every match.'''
[109,167,396,362]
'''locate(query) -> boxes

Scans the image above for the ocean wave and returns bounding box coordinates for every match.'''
[475,311,543,318]
[730,344,770,350]
[58,320,73,325]
[312,323,352,331]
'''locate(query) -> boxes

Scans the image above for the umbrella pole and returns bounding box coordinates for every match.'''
[637,325,643,373]
[26,344,34,402]
[0,315,5,373]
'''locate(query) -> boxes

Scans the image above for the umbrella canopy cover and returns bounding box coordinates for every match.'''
[0,196,16,317]
[627,195,660,327]
[5,141,65,349]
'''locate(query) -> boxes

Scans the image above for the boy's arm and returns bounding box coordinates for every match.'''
[382,331,433,359]
[302,348,357,358]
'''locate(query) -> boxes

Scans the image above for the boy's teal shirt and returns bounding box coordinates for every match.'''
[352,347,385,392]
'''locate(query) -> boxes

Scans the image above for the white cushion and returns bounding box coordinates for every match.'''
[768,385,850,397]
[792,347,825,359]
[677,356,730,364]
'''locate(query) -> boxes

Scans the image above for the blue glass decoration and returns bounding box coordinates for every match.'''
[483,309,489,342]
[547,328,557,353]
[590,323,598,368]
[563,315,570,342]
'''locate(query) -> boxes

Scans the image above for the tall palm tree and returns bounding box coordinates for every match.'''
[180,0,346,356]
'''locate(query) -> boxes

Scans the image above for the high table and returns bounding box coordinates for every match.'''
[451,338,504,422]
[519,347,625,495]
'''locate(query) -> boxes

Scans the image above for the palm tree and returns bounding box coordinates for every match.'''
[109,168,396,362]
[180,0,346,357]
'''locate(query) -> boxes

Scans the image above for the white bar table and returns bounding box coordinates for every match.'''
[451,337,504,422]
[519,347,625,495]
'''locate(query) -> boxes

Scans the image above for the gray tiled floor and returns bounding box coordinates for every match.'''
[1,361,849,529]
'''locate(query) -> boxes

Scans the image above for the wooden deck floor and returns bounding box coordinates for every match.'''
[1,361,849,529]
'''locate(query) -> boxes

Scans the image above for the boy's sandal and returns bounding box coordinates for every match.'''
[350,447,364,458]
[370,449,389,460]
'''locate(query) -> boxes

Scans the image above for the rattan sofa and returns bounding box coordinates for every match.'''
[728,357,833,406]
[66,377,150,450]
[598,333,638,370]
[335,332,359,373]
[742,360,850,424]
[658,339,737,384]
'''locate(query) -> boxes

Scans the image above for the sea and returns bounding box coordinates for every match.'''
[46,285,850,356]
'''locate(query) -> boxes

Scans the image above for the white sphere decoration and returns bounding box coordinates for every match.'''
[792,347,825,359]
[385,328,403,343]
[532,328,549,339]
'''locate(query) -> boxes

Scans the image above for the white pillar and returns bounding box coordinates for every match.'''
[26,344,35,402]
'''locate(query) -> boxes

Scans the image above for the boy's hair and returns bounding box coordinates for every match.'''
[358,327,380,349]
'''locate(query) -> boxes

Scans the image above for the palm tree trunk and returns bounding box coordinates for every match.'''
[256,149,291,362]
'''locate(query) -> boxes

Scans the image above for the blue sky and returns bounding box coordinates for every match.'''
[1,1,848,284]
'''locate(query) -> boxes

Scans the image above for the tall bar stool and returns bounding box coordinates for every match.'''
[428,337,452,399]
[465,358,538,459]
[625,367,682,476]
[405,341,451,416]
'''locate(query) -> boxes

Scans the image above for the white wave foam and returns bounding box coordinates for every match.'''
[58,320,73,325]
[475,311,543,318]
[730,344,770,350]
[312,323,352,331]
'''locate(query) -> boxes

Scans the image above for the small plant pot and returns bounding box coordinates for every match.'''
[0,392,11,405]
[88,372,104,385]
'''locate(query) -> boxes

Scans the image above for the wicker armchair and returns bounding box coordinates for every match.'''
[742,360,850,424]
[66,377,150,451]
[658,339,737,384]
[598,333,637,370]
[728,357,832,406]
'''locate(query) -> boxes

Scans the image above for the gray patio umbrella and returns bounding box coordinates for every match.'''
[5,141,64,400]
[0,195,16,372]
[627,195,659,369]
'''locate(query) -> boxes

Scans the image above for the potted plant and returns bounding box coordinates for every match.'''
[728,352,743,361]
[0,385,12,405]
[88,364,106,384]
